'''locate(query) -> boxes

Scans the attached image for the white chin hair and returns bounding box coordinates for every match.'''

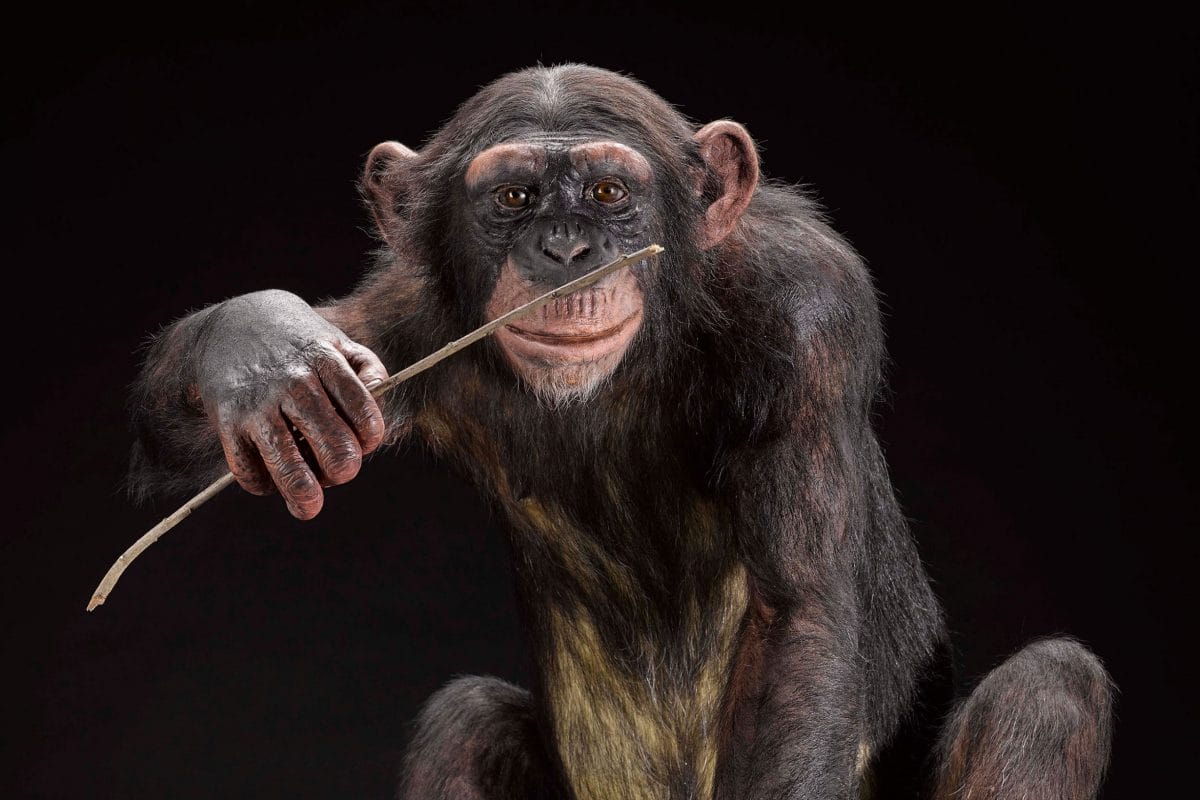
[519,360,615,409]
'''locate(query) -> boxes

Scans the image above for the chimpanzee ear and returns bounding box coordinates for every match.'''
[363,141,419,248]
[693,121,760,249]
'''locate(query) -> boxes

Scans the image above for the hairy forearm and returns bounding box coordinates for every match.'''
[745,596,863,799]
[720,395,868,797]
[719,492,863,798]
[719,537,866,799]
[127,301,228,501]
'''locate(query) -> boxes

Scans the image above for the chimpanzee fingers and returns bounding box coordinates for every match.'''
[280,381,364,486]
[249,414,325,520]
[321,342,387,454]
[218,427,274,496]
[337,339,389,388]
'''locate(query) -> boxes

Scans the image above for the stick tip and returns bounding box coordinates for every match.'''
[86,595,105,612]
[647,244,665,254]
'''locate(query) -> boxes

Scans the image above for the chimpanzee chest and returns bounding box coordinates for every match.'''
[509,491,750,800]
[416,401,750,798]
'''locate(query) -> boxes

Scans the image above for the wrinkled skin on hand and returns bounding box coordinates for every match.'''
[196,289,388,519]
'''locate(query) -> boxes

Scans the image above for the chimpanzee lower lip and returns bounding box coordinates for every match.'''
[506,311,639,345]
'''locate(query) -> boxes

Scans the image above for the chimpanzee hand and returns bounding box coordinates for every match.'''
[196,290,388,519]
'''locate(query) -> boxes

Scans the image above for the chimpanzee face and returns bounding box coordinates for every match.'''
[465,136,656,406]
[364,116,757,409]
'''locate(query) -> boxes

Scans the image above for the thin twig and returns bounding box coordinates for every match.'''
[86,245,664,612]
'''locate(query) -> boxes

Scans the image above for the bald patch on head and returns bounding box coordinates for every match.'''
[570,142,653,183]
[465,143,547,189]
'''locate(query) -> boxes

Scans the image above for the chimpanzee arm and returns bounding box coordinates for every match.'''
[128,299,245,501]
[721,352,870,797]
[712,230,890,798]
[128,289,390,515]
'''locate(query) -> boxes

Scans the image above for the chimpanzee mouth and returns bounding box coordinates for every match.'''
[489,262,645,370]
[496,306,643,369]
[505,310,641,346]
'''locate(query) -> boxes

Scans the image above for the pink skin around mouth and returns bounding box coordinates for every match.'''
[499,307,643,363]
[486,257,645,367]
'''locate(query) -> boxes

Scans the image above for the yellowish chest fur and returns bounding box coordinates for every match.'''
[521,496,749,800]
[416,406,752,798]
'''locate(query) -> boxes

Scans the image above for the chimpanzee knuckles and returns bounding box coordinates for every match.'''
[281,382,363,484]
[693,120,760,249]
[337,338,389,383]
[313,341,388,453]
[364,140,419,243]
[253,412,326,520]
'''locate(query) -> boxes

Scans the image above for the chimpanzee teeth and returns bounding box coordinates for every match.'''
[542,288,608,320]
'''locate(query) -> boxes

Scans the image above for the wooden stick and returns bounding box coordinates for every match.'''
[86,245,664,612]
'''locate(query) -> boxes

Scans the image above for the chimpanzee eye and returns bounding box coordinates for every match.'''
[496,186,533,209]
[590,179,629,204]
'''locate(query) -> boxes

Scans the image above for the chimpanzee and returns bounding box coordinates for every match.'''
[129,65,1113,799]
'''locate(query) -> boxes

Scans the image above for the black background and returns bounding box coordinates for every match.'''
[4,3,1195,798]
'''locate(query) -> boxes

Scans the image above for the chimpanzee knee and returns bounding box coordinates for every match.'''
[934,637,1114,800]
[397,675,562,800]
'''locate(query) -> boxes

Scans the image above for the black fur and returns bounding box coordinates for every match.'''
[129,65,1114,799]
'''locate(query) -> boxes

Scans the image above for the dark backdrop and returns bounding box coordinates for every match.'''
[4,3,1194,798]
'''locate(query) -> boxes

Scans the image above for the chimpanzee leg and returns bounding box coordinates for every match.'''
[932,637,1114,800]
[397,676,564,800]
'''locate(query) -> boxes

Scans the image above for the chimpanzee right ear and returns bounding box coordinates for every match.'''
[363,141,419,249]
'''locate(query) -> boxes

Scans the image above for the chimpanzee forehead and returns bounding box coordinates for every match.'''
[464,137,653,189]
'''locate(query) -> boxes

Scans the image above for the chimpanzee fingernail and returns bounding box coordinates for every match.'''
[365,378,383,388]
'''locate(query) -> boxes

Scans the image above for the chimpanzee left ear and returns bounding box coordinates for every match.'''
[693,121,760,249]
[363,141,419,249]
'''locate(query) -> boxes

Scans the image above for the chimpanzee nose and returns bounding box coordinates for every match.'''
[541,223,591,266]
[514,218,618,285]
